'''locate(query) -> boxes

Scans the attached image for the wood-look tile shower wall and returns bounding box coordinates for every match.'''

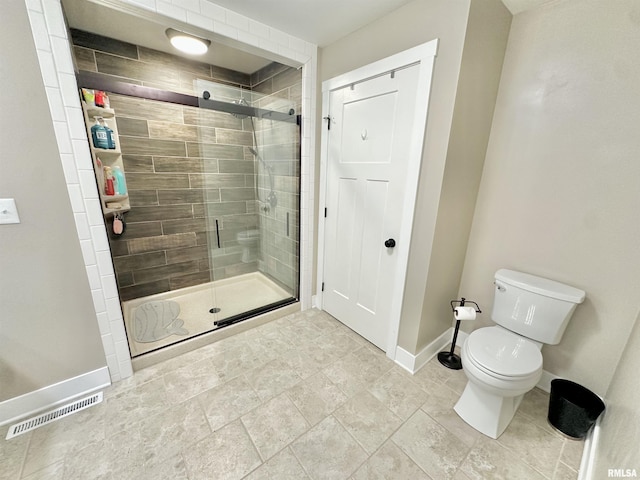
[71,30,301,302]
[251,65,302,294]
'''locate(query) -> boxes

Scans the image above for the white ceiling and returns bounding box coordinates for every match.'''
[501,0,555,15]
[62,0,552,74]
[207,0,552,45]
[208,0,415,47]
[62,0,275,73]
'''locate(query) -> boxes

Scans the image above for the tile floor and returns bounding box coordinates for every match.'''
[1,309,584,480]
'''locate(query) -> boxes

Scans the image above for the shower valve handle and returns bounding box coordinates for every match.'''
[384,238,396,248]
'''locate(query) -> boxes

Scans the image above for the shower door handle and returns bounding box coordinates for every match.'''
[384,238,396,248]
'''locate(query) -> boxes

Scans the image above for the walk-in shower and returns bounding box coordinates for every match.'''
[72,29,302,358]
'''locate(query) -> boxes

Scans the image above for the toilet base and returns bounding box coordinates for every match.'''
[237,230,259,263]
[241,249,257,263]
[454,381,524,439]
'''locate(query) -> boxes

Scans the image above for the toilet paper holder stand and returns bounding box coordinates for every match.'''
[437,297,482,370]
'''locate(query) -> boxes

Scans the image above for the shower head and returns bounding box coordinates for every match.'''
[248,146,274,174]
[231,97,250,119]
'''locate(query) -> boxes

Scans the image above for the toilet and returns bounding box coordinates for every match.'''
[454,269,585,438]
[236,229,260,263]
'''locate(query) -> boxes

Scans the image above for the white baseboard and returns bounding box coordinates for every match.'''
[0,366,111,426]
[395,328,562,393]
[395,327,469,374]
[578,415,601,480]
[536,369,560,393]
[393,345,419,373]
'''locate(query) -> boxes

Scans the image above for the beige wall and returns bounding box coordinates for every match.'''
[459,0,640,396]
[0,0,106,401]
[319,0,471,353]
[591,309,640,476]
[319,0,511,355]
[414,0,511,351]
[320,0,467,81]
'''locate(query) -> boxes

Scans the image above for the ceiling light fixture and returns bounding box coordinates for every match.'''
[165,28,211,55]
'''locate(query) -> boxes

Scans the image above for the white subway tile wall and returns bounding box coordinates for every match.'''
[25,0,317,381]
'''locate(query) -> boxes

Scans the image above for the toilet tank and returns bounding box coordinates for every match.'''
[492,269,586,345]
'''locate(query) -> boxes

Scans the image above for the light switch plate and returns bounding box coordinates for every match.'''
[0,198,20,224]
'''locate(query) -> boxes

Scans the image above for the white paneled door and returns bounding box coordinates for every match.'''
[322,63,424,351]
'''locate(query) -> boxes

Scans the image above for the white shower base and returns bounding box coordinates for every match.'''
[122,272,292,357]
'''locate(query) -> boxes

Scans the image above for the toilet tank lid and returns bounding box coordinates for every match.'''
[495,269,586,304]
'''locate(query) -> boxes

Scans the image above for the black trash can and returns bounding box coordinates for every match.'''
[548,379,605,439]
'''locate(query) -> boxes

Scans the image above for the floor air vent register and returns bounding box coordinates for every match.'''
[5,392,103,440]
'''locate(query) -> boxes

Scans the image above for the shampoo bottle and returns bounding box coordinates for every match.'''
[99,118,116,149]
[91,117,109,149]
[113,166,127,195]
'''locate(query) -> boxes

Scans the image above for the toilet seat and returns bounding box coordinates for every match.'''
[466,327,542,379]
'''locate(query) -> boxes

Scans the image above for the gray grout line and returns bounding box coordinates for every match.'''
[17,430,32,480]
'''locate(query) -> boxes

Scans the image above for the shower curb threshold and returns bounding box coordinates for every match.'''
[130,302,301,372]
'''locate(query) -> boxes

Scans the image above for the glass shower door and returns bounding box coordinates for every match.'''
[196,80,301,328]
[253,111,301,300]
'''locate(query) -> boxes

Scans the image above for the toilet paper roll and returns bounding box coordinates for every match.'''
[454,306,476,321]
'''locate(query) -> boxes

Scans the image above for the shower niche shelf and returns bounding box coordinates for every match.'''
[81,99,130,217]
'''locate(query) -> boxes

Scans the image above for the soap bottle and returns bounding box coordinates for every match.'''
[104,166,115,196]
[99,117,116,149]
[91,117,109,149]
[113,166,127,195]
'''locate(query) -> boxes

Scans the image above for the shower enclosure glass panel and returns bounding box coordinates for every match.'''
[195,80,300,328]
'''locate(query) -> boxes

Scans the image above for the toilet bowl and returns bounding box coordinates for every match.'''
[236,229,259,263]
[454,326,542,438]
[453,269,585,439]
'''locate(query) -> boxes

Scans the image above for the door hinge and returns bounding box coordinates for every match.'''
[324,207,327,218]
[322,282,325,292]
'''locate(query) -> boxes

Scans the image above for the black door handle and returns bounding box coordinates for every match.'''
[384,238,396,248]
